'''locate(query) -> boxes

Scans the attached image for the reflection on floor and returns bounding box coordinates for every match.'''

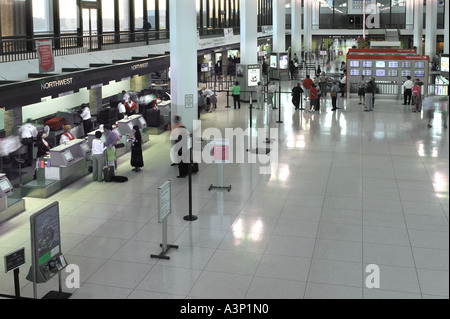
[0,83,448,299]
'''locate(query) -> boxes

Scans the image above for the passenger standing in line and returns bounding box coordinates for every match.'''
[358,75,366,105]
[92,131,106,183]
[330,81,341,111]
[232,81,241,109]
[309,84,318,113]
[412,80,423,113]
[291,83,303,110]
[303,75,313,101]
[268,82,277,109]
[170,116,189,178]
[319,72,329,98]
[256,82,264,110]
[364,78,376,112]
[130,125,144,172]
[104,124,120,168]
[403,76,414,106]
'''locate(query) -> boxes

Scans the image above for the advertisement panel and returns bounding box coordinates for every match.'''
[37,39,55,73]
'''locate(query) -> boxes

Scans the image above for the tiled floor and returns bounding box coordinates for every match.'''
[0,82,448,299]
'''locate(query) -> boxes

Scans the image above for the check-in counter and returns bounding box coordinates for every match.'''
[117,114,148,135]
[44,139,91,188]
[0,173,25,223]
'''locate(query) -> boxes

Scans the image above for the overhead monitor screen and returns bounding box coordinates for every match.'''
[363,69,372,76]
[415,70,425,77]
[363,61,373,68]
[402,70,412,77]
[376,61,386,68]
[415,61,425,69]
[388,70,398,77]
[376,70,386,77]
[402,61,412,68]
[350,61,360,68]
[389,61,399,68]
[350,69,360,76]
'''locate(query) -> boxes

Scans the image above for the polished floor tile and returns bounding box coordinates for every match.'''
[0,87,448,299]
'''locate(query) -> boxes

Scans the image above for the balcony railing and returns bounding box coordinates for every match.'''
[0,30,174,63]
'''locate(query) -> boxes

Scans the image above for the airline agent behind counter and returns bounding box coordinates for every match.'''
[59,125,76,145]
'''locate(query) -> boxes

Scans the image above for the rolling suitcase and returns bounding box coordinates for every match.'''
[103,148,115,183]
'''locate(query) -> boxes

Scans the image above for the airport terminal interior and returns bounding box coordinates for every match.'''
[0,0,449,300]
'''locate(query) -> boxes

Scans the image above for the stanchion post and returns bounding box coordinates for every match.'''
[184,138,198,221]
[225,88,231,108]
[276,84,283,124]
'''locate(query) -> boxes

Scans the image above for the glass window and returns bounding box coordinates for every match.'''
[158,0,166,29]
[1,0,27,36]
[102,0,115,32]
[119,0,130,31]
[60,0,77,32]
[391,0,406,29]
[33,0,52,33]
[147,0,156,30]
[135,0,144,30]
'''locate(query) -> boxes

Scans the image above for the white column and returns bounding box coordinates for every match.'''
[303,0,312,51]
[405,0,414,30]
[241,0,258,65]
[425,0,437,58]
[291,0,302,59]
[169,0,198,133]
[414,0,424,55]
[445,0,449,54]
[312,0,319,30]
[273,0,286,52]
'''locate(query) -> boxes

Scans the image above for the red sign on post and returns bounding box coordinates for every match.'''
[37,40,55,73]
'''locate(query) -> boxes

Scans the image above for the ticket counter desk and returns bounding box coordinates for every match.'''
[21,139,91,198]
[88,115,149,157]
[0,174,26,223]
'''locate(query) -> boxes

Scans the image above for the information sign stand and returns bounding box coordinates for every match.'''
[0,248,28,299]
[151,181,179,260]
[209,139,232,192]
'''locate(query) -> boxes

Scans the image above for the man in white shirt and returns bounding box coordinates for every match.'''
[91,131,106,182]
[18,119,38,166]
[117,100,127,119]
[80,104,92,137]
[403,76,414,105]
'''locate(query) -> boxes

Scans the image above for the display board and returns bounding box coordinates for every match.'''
[28,202,67,284]
[347,54,430,93]
[247,65,261,87]
[348,0,377,15]
[270,54,277,68]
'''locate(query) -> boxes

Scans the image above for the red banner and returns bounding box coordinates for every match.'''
[37,40,54,72]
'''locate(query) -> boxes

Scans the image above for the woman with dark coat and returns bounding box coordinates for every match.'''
[130,125,144,172]
[36,132,51,159]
